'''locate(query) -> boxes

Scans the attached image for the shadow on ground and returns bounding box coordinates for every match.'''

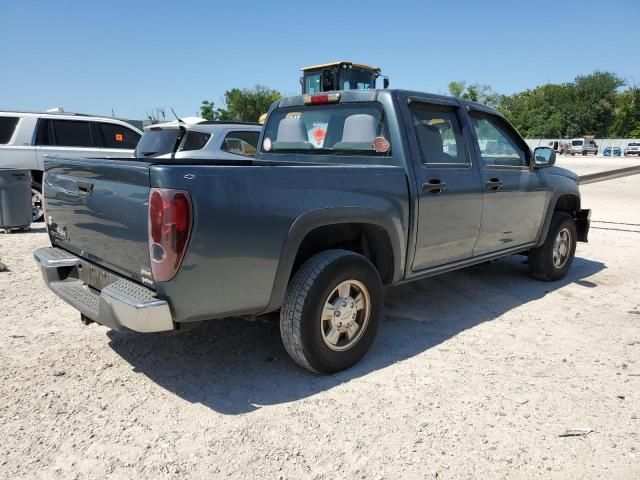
[107,255,604,414]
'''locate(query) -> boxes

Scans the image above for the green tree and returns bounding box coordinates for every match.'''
[448,81,503,109]
[200,100,221,121]
[202,85,281,123]
[609,83,640,137]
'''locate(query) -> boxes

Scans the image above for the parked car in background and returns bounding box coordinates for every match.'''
[35,89,590,374]
[137,120,261,160]
[569,137,598,155]
[548,140,571,154]
[0,111,142,221]
[624,142,640,156]
[603,146,622,157]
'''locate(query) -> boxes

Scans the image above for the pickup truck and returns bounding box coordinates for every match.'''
[35,89,590,374]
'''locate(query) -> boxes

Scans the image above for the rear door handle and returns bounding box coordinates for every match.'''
[485,178,503,191]
[422,178,447,194]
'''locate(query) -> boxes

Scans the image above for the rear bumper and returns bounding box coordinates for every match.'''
[34,247,174,333]
[576,209,590,243]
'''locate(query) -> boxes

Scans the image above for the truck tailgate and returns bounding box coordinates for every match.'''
[43,157,153,287]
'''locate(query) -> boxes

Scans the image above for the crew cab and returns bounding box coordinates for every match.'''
[0,111,142,221]
[34,90,590,374]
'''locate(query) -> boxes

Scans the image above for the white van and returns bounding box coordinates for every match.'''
[0,111,142,221]
[569,137,598,156]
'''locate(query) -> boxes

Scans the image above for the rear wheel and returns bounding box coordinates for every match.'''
[280,249,383,374]
[31,182,44,222]
[528,212,577,281]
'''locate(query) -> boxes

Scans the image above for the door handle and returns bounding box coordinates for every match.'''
[485,178,503,191]
[422,178,447,194]
[76,180,94,196]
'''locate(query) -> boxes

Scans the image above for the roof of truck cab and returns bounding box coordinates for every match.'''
[275,89,502,116]
[301,61,380,72]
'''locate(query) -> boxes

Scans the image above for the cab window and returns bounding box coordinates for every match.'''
[263,103,390,157]
[470,113,528,167]
[409,103,469,165]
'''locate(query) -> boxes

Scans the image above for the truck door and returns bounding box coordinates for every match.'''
[465,109,547,255]
[403,98,484,271]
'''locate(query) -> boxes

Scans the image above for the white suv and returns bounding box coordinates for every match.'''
[0,111,142,221]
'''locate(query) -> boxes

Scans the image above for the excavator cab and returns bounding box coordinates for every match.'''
[301,61,389,94]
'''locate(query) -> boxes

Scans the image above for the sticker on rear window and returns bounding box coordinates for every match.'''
[263,137,272,152]
[115,133,123,142]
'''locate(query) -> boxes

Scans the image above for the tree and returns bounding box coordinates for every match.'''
[201,85,282,123]
[448,81,503,109]
[497,71,628,138]
[146,108,166,124]
[609,82,640,138]
[200,100,221,121]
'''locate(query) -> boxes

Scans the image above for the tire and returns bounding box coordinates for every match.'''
[528,212,577,281]
[280,249,383,374]
[31,182,44,222]
[582,150,587,156]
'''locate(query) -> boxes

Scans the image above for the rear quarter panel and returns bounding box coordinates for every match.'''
[150,163,410,322]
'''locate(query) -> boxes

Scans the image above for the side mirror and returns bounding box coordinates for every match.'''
[383,77,389,89]
[533,146,556,168]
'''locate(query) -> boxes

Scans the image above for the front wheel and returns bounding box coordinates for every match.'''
[31,182,44,222]
[280,249,383,374]
[528,212,577,281]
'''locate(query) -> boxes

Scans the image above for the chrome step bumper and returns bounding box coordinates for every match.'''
[34,247,174,333]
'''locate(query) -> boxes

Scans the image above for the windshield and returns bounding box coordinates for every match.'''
[629,143,640,146]
[135,129,182,157]
[304,73,322,94]
[571,140,583,146]
[262,103,390,156]
[340,69,376,90]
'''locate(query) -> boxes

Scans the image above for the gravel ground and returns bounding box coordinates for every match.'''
[1,174,639,479]
[554,155,640,176]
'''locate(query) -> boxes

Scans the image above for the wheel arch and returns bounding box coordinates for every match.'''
[263,207,405,313]
[535,190,581,247]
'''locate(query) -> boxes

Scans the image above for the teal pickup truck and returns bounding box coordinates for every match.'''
[35,89,590,374]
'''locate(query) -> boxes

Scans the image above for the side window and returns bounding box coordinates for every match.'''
[98,123,141,149]
[409,103,469,165]
[0,117,19,144]
[179,131,211,151]
[221,131,259,157]
[50,120,93,147]
[35,119,54,145]
[470,114,528,167]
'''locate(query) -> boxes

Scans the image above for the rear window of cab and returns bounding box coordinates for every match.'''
[262,103,391,156]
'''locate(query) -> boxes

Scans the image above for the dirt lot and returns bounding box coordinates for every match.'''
[1,174,639,479]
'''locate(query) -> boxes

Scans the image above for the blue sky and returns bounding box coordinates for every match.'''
[1,0,639,120]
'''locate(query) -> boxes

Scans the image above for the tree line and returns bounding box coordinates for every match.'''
[191,71,639,138]
[449,71,640,138]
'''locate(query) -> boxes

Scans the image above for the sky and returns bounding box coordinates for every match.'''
[1,0,639,120]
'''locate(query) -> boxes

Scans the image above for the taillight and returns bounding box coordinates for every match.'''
[148,188,193,282]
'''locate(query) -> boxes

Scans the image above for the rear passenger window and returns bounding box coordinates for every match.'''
[179,131,211,151]
[409,103,469,165]
[50,120,93,147]
[98,123,140,149]
[470,114,528,167]
[0,117,19,144]
[221,131,259,157]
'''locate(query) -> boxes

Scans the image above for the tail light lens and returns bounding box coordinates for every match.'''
[148,188,193,282]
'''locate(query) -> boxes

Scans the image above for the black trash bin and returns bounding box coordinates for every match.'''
[0,169,32,231]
